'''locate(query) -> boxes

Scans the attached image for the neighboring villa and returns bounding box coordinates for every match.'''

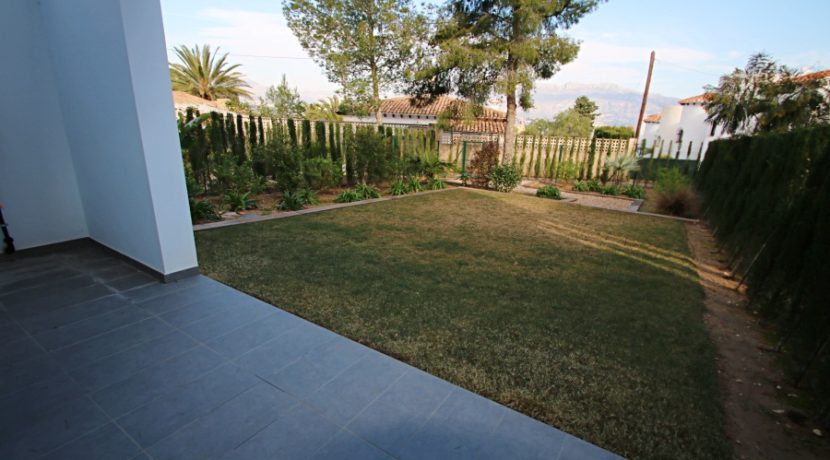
[639,69,830,160]
[172,90,231,116]
[342,95,508,137]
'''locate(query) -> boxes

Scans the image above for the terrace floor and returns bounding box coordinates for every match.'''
[0,243,620,460]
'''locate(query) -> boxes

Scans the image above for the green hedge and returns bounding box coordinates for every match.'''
[633,158,698,181]
[696,126,830,421]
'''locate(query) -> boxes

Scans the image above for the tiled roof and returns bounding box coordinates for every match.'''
[380,96,506,120]
[678,93,713,105]
[448,118,507,133]
[643,113,661,123]
[793,69,830,82]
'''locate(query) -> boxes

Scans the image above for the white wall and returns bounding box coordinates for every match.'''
[0,0,88,250]
[677,104,713,160]
[639,122,660,148]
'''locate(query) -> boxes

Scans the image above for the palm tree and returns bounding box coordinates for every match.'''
[304,96,343,122]
[169,44,252,101]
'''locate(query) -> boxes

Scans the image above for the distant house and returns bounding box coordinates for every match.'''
[172,91,231,116]
[640,69,830,161]
[342,96,508,135]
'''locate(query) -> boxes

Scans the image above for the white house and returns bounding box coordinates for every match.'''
[342,96,508,134]
[640,93,726,161]
[0,0,197,280]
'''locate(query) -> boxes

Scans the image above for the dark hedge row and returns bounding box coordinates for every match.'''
[696,126,830,422]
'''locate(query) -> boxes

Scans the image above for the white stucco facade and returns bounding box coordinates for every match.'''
[0,0,197,278]
[639,95,728,161]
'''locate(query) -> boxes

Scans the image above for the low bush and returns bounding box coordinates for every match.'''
[391,179,408,196]
[429,178,446,190]
[278,190,306,211]
[189,198,219,222]
[489,164,521,192]
[335,183,382,203]
[586,179,602,193]
[334,189,361,203]
[223,190,257,212]
[654,168,696,217]
[303,157,343,190]
[469,142,500,188]
[555,161,579,181]
[601,183,620,196]
[296,188,319,206]
[406,176,422,193]
[536,185,562,200]
[622,184,646,199]
[572,180,589,192]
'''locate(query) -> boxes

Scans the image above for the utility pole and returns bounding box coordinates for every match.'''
[635,51,656,139]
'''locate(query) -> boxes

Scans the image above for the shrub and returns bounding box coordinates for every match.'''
[350,127,394,183]
[278,190,306,210]
[334,189,361,203]
[213,156,262,195]
[489,164,521,192]
[296,187,319,206]
[273,145,304,193]
[223,190,257,212]
[429,178,446,190]
[303,157,343,190]
[586,179,602,193]
[601,183,620,196]
[536,185,562,200]
[555,161,579,181]
[654,167,696,216]
[622,184,646,199]
[406,176,422,193]
[469,142,500,188]
[189,198,219,222]
[391,179,408,196]
[355,183,381,199]
[572,180,589,192]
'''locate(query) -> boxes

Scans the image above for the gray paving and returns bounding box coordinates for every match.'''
[0,244,622,459]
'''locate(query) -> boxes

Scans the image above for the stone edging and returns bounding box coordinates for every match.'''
[193,188,454,232]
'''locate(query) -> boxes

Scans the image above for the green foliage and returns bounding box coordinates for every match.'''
[169,44,252,100]
[284,0,426,121]
[603,156,641,184]
[489,164,521,193]
[586,179,602,192]
[572,180,589,192]
[223,190,257,212]
[213,156,262,195]
[391,179,409,195]
[334,189,362,203]
[406,176,422,193]
[600,183,620,196]
[705,53,830,135]
[258,75,305,119]
[555,160,579,181]
[654,168,695,217]
[469,142,500,188]
[697,127,830,417]
[622,184,646,199]
[408,0,603,162]
[355,183,381,199]
[429,178,446,190]
[189,198,219,223]
[349,127,395,183]
[278,190,306,211]
[303,156,343,190]
[536,185,562,200]
[594,125,635,139]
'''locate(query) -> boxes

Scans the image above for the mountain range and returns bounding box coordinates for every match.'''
[518,82,679,127]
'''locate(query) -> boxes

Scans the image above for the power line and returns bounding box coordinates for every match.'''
[167,48,312,60]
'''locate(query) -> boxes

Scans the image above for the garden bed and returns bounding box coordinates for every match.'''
[196,188,729,459]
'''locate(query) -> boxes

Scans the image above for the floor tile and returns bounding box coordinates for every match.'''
[207,309,304,359]
[0,336,45,367]
[40,423,141,460]
[347,368,454,456]
[0,354,65,396]
[267,335,369,399]
[92,345,225,418]
[311,429,394,460]
[33,305,150,350]
[305,350,409,426]
[148,382,297,460]
[0,396,109,460]
[178,298,274,342]
[0,372,85,435]
[222,403,340,460]
[118,363,259,448]
[105,271,156,292]
[558,434,622,460]
[69,331,197,392]
[53,318,174,369]
[234,320,335,378]
[17,294,131,335]
[472,408,567,460]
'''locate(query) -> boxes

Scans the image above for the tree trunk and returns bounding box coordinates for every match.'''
[372,65,382,126]
[503,90,517,164]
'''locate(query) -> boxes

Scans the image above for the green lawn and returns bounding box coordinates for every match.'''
[195,188,729,460]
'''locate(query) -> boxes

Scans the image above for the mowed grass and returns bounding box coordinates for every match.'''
[195,188,729,459]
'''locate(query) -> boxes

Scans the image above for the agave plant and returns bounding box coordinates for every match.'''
[603,156,641,184]
[169,44,252,101]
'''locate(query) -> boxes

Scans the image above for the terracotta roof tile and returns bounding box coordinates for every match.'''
[380,96,506,120]
[172,91,229,111]
[678,93,713,105]
[793,69,830,82]
[447,118,507,133]
[643,113,661,123]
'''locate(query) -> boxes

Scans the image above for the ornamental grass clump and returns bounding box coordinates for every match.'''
[654,167,696,217]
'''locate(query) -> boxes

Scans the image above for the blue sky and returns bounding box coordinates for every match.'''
[160,0,830,102]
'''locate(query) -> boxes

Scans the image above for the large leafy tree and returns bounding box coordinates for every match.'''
[574,95,599,123]
[169,44,252,101]
[705,53,830,135]
[284,0,427,125]
[525,108,592,137]
[409,0,603,163]
[258,75,306,119]
[305,96,344,122]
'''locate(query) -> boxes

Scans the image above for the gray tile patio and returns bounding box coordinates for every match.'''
[0,244,623,459]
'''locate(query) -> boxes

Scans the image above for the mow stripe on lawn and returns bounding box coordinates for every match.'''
[195,188,729,460]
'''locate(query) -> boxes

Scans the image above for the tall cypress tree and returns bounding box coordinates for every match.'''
[248,114,258,149]
[234,114,246,163]
[287,118,298,147]
[314,121,326,157]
